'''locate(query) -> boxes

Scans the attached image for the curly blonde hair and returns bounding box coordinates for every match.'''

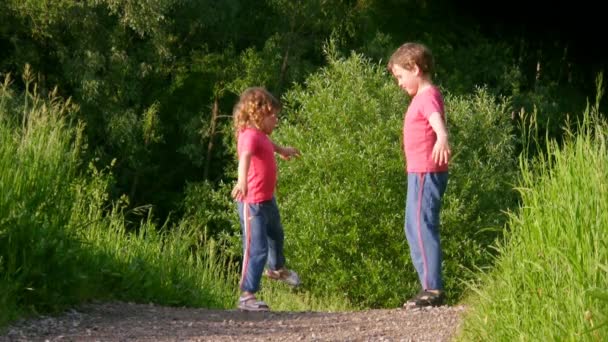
[387,42,434,76]
[233,87,281,134]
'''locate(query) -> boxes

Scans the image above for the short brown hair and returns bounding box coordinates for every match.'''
[233,87,281,133]
[387,42,434,75]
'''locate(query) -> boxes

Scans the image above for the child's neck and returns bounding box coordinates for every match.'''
[246,124,270,135]
[416,78,434,95]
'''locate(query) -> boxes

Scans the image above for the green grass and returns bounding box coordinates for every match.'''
[0,75,240,328]
[257,280,354,312]
[456,104,608,340]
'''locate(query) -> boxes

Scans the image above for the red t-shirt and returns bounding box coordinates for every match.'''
[237,128,277,203]
[403,86,448,172]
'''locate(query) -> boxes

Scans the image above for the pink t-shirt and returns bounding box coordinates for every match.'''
[237,128,277,203]
[403,86,448,172]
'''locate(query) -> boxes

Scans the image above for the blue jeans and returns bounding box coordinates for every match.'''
[237,197,286,293]
[405,172,448,291]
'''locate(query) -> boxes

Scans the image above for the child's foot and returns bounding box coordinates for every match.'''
[403,290,426,308]
[264,268,301,287]
[403,290,445,309]
[238,294,270,312]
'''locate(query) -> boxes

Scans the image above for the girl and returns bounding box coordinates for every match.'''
[231,87,301,312]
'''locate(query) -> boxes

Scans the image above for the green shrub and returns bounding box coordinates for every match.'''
[441,88,519,288]
[180,180,242,259]
[272,47,519,308]
[277,49,406,308]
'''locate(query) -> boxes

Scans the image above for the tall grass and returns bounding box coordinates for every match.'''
[0,71,83,323]
[0,72,238,329]
[457,82,608,340]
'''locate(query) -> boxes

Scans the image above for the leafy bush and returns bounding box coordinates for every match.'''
[440,88,519,294]
[272,47,519,307]
[277,48,406,308]
[180,180,242,259]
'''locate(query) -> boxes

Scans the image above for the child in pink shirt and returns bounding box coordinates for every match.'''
[231,87,301,312]
[388,42,451,309]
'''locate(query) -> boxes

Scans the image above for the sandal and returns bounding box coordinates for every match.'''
[403,290,445,309]
[403,289,426,309]
[238,294,270,312]
[264,268,301,287]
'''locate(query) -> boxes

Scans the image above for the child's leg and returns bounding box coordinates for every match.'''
[265,197,286,270]
[237,201,269,293]
[262,197,300,287]
[404,172,448,291]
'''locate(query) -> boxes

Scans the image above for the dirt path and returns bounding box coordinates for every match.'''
[1,302,466,341]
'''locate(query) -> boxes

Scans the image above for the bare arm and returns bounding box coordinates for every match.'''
[272,141,301,160]
[231,151,251,200]
[428,112,451,166]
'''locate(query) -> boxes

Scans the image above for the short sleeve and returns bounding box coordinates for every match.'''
[237,130,258,155]
[421,93,443,120]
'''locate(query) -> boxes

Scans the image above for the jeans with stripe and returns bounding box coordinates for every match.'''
[237,197,286,293]
[405,172,448,291]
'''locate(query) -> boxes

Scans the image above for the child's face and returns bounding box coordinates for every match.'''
[260,110,278,135]
[391,64,419,96]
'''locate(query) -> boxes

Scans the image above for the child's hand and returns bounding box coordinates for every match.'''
[231,181,247,200]
[277,146,301,160]
[428,113,450,165]
[432,136,451,166]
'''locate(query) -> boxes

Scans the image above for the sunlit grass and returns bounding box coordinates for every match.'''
[0,73,239,328]
[457,86,608,340]
[259,280,354,312]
